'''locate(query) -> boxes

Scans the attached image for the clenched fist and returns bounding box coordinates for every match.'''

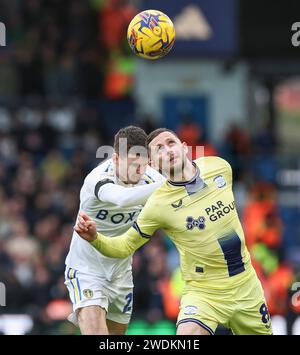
[74,211,97,242]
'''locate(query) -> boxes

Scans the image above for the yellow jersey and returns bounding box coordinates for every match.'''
[91,157,254,290]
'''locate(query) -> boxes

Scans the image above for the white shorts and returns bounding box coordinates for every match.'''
[64,266,133,326]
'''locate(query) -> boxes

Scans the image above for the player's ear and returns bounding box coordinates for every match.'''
[148,145,158,169]
[182,142,189,154]
[148,151,158,170]
[112,152,119,165]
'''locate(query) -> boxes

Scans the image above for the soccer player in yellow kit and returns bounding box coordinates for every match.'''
[75,128,273,335]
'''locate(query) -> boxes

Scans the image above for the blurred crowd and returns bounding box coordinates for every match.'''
[0,0,136,101]
[0,0,299,335]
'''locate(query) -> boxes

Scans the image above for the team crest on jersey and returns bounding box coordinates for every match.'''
[186,216,206,230]
[83,289,94,299]
[213,175,226,188]
[184,305,198,316]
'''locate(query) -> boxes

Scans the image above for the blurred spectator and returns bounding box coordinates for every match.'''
[243,182,282,249]
[99,0,136,50]
[253,120,277,154]
[225,123,252,156]
[243,182,295,317]
[177,117,218,159]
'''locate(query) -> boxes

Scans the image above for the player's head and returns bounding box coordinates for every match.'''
[113,126,148,184]
[147,128,189,179]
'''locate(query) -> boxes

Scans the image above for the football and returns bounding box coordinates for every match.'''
[127,9,176,60]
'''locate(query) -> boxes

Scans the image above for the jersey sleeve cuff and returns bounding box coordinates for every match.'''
[90,233,102,249]
[132,222,151,239]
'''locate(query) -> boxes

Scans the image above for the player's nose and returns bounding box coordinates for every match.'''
[165,145,174,154]
[166,147,175,157]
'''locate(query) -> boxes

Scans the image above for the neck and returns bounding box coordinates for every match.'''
[113,161,128,185]
[169,160,196,183]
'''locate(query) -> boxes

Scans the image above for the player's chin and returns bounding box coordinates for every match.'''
[170,158,183,170]
[169,163,185,179]
[127,176,142,184]
[164,159,176,172]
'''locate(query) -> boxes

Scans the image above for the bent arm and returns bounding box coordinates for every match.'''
[90,190,162,258]
[90,224,150,258]
[98,181,163,208]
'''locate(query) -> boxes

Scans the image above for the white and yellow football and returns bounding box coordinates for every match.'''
[127,9,176,60]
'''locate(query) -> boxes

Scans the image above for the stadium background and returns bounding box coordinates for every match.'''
[0,0,300,335]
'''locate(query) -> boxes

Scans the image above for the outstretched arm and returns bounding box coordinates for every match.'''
[74,212,150,258]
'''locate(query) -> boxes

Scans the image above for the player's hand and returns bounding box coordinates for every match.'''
[74,211,97,242]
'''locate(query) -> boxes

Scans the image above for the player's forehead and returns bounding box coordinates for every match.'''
[126,152,148,164]
[149,131,179,147]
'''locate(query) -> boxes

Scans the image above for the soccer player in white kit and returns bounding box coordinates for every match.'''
[65,126,164,335]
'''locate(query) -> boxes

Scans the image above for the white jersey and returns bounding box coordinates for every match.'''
[65,159,164,280]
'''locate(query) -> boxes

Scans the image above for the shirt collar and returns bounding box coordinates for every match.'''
[168,162,200,187]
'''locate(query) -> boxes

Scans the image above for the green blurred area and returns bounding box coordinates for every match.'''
[126,320,176,335]
[30,319,176,335]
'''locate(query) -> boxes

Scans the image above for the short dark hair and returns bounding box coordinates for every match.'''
[147,128,178,146]
[114,126,147,155]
